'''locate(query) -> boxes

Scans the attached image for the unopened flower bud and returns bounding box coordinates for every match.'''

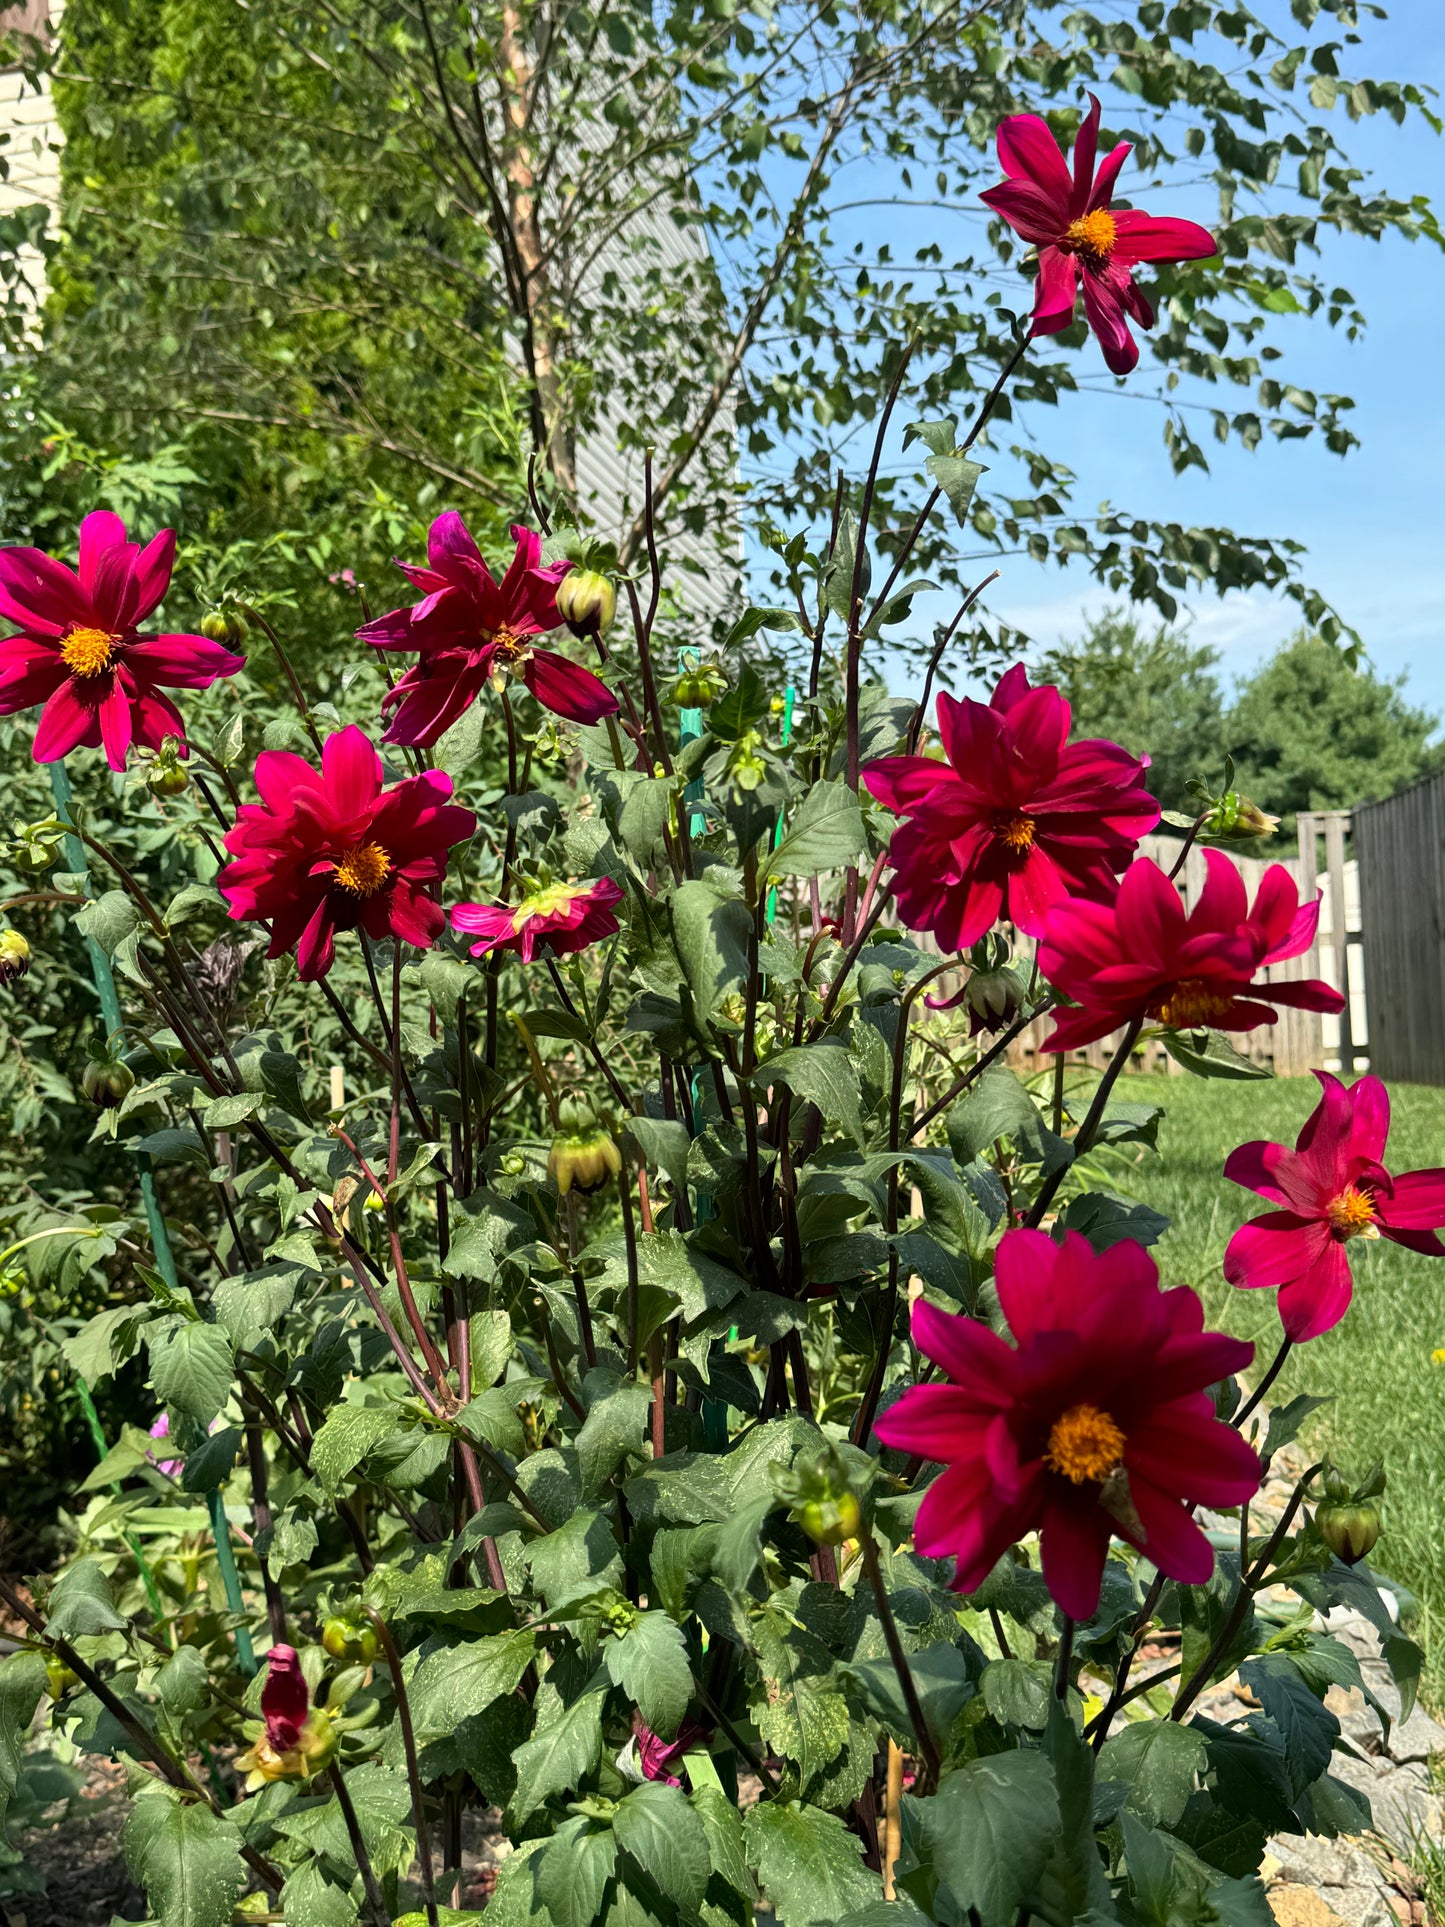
[668,662,729,708]
[82,1055,135,1109]
[555,568,617,640]
[960,960,1028,1039]
[0,929,31,984]
[44,1653,79,1700]
[200,609,249,646]
[1200,791,1279,844]
[322,1615,381,1664]
[548,1117,623,1197]
[776,1447,863,1547]
[146,736,189,799]
[797,1490,862,1547]
[1315,1497,1382,1566]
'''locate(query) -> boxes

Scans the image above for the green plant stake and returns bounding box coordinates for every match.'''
[48,758,256,1675]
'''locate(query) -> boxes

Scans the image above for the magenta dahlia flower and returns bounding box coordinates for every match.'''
[875,1230,1261,1617]
[981,95,1216,375]
[358,514,617,746]
[0,511,245,770]
[1038,849,1344,1053]
[1224,1071,1445,1343]
[451,875,623,964]
[863,665,1158,949]
[220,725,476,982]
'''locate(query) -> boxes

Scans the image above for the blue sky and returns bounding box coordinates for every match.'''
[756,1,1445,712]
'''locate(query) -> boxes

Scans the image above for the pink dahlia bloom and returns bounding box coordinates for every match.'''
[358,514,617,746]
[451,875,623,964]
[875,1230,1261,1618]
[1038,848,1344,1053]
[863,665,1158,949]
[981,94,1216,375]
[260,1645,309,1752]
[146,1413,181,1477]
[1224,1071,1445,1343]
[220,725,476,982]
[634,1716,709,1787]
[0,511,245,770]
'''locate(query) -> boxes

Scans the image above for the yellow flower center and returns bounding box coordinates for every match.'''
[1150,979,1238,1031]
[1044,1403,1127,1484]
[331,842,392,897]
[1065,209,1117,268]
[61,625,119,678]
[1326,1185,1380,1241]
[992,809,1037,854]
[512,880,582,933]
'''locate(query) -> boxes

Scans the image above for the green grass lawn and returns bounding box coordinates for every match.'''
[1103,1071,1445,1691]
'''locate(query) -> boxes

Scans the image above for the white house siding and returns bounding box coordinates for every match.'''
[0,0,60,329]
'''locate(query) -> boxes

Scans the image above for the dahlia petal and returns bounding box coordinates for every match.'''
[1069,95,1102,218]
[1223,1214,1327,1294]
[1289,1072,1354,1195]
[1080,266,1139,374]
[76,511,132,594]
[130,529,177,623]
[1276,1240,1354,1342]
[1109,210,1217,264]
[995,112,1073,205]
[1005,842,1068,937]
[1126,1474,1216,1585]
[1378,1170,1445,1232]
[863,754,955,816]
[31,679,99,762]
[993,1225,1069,1343]
[1250,866,1315,961]
[1255,976,1344,1016]
[0,638,67,707]
[1086,141,1132,212]
[1039,1004,1128,1054]
[1222,1139,1294,1206]
[296,899,340,983]
[1192,849,1250,938]
[980,178,1067,247]
[523,648,618,723]
[1141,1330,1254,1405]
[1031,249,1079,334]
[386,882,446,950]
[0,546,90,635]
[427,510,486,574]
[261,1645,309,1752]
[126,633,245,688]
[873,1384,992,1460]
[320,725,383,817]
[910,1298,1019,1404]
[1126,1408,1263,1506]
[382,658,483,748]
[250,750,324,817]
[1039,1491,1113,1619]
[357,604,425,650]
[97,680,134,770]
[1344,1074,1391,1169]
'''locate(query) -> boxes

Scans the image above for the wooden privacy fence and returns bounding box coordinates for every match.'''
[976,817,1366,1080]
[1354,770,1445,1087]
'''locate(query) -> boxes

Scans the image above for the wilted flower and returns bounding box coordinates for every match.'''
[451,874,623,964]
[358,515,617,746]
[0,512,245,770]
[864,666,1158,949]
[1224,1071,1445,1341]
[633,1716,710,1788]
[82,1053,135,1109]
[981,94,1216,375]
[236,1644,337,1790]
[219,725,476,982]
[875,1229,1261,1618]
[1038,850,1345,1053]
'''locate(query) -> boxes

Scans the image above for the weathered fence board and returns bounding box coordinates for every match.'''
[1355,771,1445,1087]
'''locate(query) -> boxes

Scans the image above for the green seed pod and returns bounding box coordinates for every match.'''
[200,609,249,646]
[668,662,729,708]
[322,1616,381,1665]
[797,1490,862,1547]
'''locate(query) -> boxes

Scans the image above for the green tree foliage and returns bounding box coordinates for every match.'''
[1033,611,1226,813]
[4,0,1441,656]
[1226,630,1441,820]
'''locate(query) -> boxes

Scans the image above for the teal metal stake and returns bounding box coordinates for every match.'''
[49,759,256,1674]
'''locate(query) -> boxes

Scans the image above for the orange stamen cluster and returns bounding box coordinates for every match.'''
[1326,1185,1379,1240]
[992,809,1037,854]
[1150,980,1238,1031]
[1045,1403,1127,1484]
[1065,209,1117,268]
[331,843,392,898]
[61,625,118,679]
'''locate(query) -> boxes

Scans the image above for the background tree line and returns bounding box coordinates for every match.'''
[1035,613,1442,829]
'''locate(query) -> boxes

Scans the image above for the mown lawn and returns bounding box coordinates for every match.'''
[1099,1071,1445,1692]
